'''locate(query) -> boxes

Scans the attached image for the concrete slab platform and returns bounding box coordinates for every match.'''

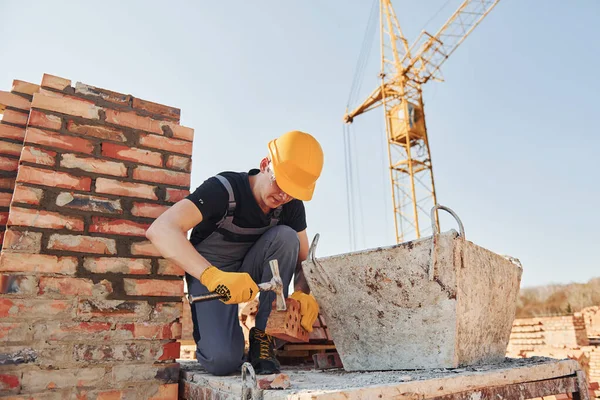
[179,357,581,400]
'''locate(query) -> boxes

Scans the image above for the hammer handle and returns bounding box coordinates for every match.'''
[187,282,275,304]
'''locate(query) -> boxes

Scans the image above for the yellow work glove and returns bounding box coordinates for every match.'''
[200,266,259,305]
[290,291,319,332]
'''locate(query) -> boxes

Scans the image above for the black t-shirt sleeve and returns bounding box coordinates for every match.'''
[186,177,228,222]
[281,200,307,232]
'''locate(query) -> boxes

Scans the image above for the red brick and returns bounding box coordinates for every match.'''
[77,299,152,320]
[0,191,12,207]
[124,278,183,297]
[0,91,31,111]
[20,146,56,166]
[1,109,28,125]
[0,372,21,390]
[41,73,71,90]
[165,188,189,203]
[56,192,122,214]
[101,142,162,167]
[166,155,192,172]
[96,390,126,400]
[0,124,25,141]
[39,276,94,296]
[83,257,151,274]
[90,217,150,237]
[265,298,309,343]
[32,89,101,120]
[73,342,160,362]
[115,322,182,340]
[170,125,194,141]
[0,156,18,171]
[75,82,131,105]
[12,184,43,205]
[60,153,127,177]
[95,177,158,200]
[42,321,112,341]
[149,384,179,400]
[25,127,94,154]
[131,202,169,218]
[0,211,8,224]
[139,133,193,156]
[0,178,15,190]
[0,274,37,295]
[0,298,71,319]
[104,108,164,134]
[0,322,34,342]
[132,98,180,121]
[8,206,84,231]
[21,367,105,392]
[17,165,91,191]
[28,109,62,130]
[151,302,182,322]
[111,362,178,383]
[3,230,42,253]
[0,252,77,274]
[130,240,161,256]
[158,341,181,361]
[157,260,185,276]
[133,165,190,186]
[0,141,23,157]
[66,120,126,142]
[47,234,117,255]
[12,79,40,95]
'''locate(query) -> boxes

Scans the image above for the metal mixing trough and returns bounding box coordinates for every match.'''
[302,205,523,371]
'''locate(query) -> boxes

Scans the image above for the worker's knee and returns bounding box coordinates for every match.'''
[266,225,299,252]
[198,347,244,376]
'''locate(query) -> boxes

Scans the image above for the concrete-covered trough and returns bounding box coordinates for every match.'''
[302,207,523,371]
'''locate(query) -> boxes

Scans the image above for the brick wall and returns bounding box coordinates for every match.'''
[0,80,41,247]
[0,74,193,399]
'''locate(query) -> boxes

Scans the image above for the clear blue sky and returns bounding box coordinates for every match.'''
[1,1,598,288]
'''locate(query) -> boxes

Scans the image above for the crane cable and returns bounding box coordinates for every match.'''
[343,0,378,250]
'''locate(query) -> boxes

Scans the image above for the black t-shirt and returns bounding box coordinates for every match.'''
[186,169,307,246]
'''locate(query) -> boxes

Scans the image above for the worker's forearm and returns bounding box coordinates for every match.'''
[146,223,211,281]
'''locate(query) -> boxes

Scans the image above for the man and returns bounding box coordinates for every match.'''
[146,130,323,376]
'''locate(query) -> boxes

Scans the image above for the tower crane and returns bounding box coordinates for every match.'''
[344,0,500,244]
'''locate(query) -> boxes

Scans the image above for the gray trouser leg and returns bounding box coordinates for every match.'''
[239,225,299,331]
[185,274,245,376]
[185,225,299,375]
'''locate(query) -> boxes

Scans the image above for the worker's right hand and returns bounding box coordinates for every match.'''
[200,266,259,305]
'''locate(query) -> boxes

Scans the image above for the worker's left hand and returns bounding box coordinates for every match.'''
[290,291,319,332]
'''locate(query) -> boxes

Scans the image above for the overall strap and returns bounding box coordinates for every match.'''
[215,175,236,217]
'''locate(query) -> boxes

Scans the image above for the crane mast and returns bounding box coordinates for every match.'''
[344,0,500,243]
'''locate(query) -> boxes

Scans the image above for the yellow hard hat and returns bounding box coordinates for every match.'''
[267,131,324,201]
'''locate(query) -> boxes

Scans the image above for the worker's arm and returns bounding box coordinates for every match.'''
[293,229,310,293]
[146,198,258,304]
[145,199,212,281]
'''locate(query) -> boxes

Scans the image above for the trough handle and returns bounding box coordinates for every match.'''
[429,204,465,281]
[307,233,337,293]
[241,362,262,399]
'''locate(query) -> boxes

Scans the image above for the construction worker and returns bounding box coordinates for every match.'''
[146,131,324,376]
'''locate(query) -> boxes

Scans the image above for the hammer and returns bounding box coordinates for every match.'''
[187,259,287,311]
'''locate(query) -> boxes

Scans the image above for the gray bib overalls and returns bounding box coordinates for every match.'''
[185,174,299,376]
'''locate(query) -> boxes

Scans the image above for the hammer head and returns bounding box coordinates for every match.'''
[267,259,286,311]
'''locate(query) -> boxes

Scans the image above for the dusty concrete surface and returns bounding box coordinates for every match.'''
[179,357,579,399]
[301,230,522,371]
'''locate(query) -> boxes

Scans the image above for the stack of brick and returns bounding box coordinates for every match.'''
[0,74,194,399]
[507,314,600,397]
[583,306,600,339]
